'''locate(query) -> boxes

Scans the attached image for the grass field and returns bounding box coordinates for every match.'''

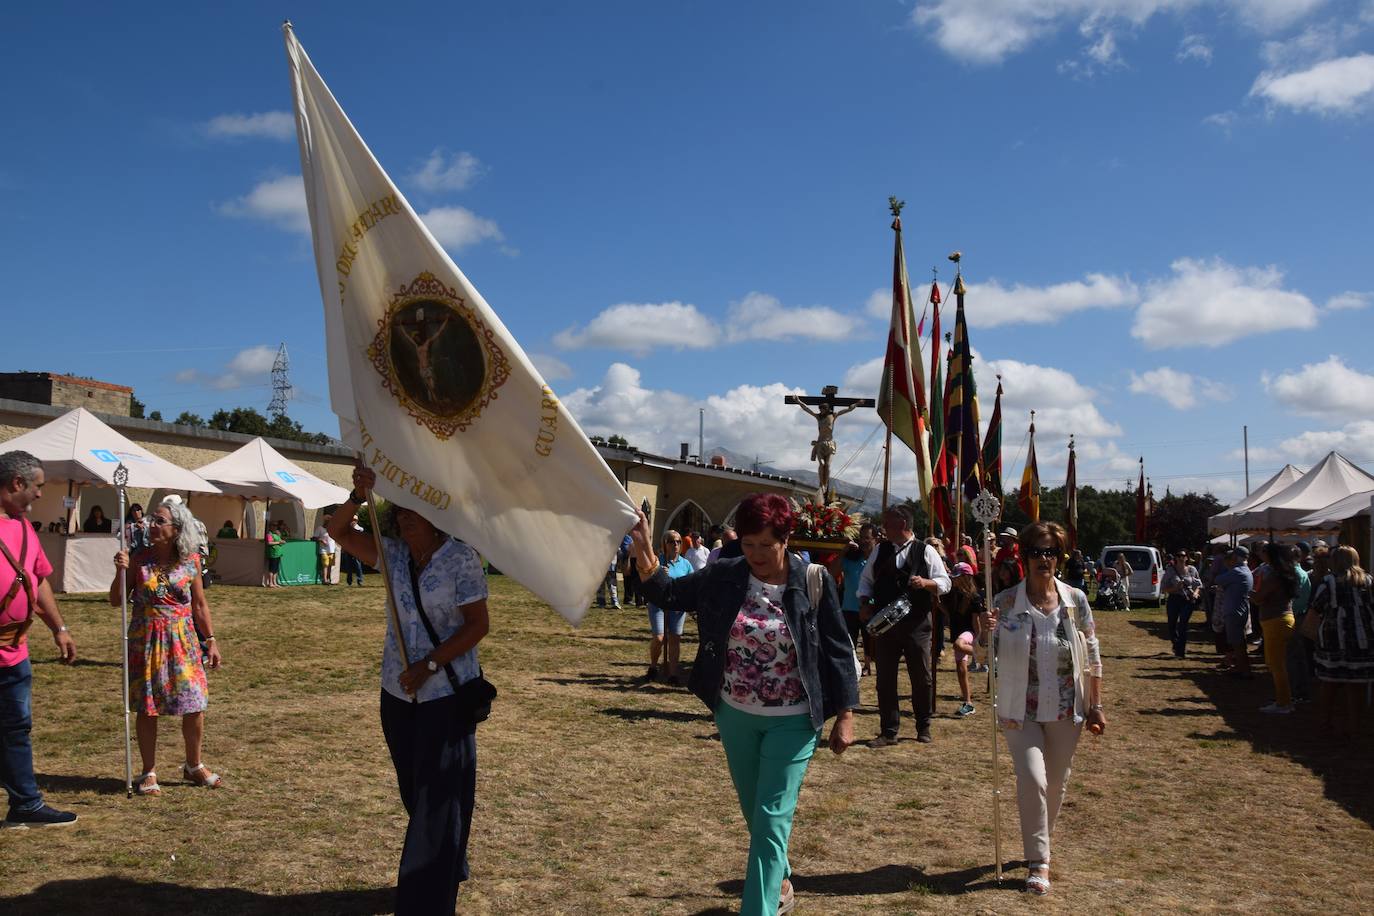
[3,577,1372,915]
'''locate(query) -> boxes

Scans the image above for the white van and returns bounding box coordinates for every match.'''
[1098,545,1163,606]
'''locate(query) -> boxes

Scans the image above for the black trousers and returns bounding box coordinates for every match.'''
[874,609,933,736]
[380,690,478,916]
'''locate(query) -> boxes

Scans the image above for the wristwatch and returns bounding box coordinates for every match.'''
[425,656,438,673]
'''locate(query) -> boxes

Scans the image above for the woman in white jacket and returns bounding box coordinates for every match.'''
[985,521,1107,896]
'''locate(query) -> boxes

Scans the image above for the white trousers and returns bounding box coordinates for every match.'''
[1001,718,1082,866]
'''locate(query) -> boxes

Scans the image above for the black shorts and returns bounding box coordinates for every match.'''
[268,556,282,573]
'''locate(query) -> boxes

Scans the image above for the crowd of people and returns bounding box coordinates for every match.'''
[5,439,1371,912]
[1157,538,1374,734]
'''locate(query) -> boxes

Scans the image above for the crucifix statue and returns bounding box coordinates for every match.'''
[785,385,875,498]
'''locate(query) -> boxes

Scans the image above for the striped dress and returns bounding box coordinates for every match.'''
[1311,573,1374,685]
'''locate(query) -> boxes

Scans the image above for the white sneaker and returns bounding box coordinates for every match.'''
[1259,702,1293,715]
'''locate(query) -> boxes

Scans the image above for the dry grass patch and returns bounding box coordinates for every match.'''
[2,579,1372,914]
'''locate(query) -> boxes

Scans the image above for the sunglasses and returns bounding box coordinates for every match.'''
[1026,547,1060,559]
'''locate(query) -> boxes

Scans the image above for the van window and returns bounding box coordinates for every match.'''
[1106,549,1154,570]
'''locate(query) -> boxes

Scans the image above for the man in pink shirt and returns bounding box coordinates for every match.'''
[0,450,78,829]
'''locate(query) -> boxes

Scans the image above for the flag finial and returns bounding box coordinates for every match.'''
[889,196,904,217]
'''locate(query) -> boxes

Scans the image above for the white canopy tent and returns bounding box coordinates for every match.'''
[1296,489,1374,528]
[1228,452,1374,532]
[193,437,351,586]
[194,437,350,508]
[1208,464,1304,535]
[1,407,221,591]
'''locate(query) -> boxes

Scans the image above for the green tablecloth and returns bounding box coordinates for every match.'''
[278,539,321,587]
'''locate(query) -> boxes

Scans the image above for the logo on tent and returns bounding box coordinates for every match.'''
[275,471,297,484]
[91,449,119,463]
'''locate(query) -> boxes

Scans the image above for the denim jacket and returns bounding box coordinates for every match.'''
[640,554,860,729]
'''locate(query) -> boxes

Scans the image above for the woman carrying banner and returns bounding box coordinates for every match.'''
[629,492,858,916]
[328,466,491,916]
[109,499,223,796]
[983,521,1106,896]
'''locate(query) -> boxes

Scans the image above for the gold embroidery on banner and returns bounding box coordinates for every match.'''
[367,272,511,441]
[336,194,401,302]
[534,386,559,457]
[357,421,453,510]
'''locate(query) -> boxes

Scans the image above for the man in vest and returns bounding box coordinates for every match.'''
[858,506,951,746]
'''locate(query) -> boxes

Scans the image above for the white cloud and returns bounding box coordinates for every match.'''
[529,353,573,382]
[409,149,483,192]
[967,273,1139,327]
[1131,257,1318,348]
[176,345,278,391]
[554,292,864,355]
[842,356,885,395]
[418,206,504,250]
[724,292,863,343]
[1262,355,1374,417]
[216,175,309,233]
[1251,53,1374,114]
[204,111,295,140]
[1128,367,1233,409]
[911,0,1327,65]
[562,363,834,470]
[1178,33,1214,63]
[1270,419,1374,463]
[1326,291,1371,311]
[866,288,891,319]
[1203,110,1239,131]
[553,302,720,355]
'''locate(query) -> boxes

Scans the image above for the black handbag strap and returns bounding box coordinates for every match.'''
[406,556,462,694]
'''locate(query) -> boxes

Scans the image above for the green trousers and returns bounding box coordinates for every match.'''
[714,701,819,916]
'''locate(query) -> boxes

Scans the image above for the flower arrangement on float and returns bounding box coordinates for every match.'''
[789,498,861,552]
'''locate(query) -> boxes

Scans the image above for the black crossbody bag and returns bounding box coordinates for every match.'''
[406,559,497,725]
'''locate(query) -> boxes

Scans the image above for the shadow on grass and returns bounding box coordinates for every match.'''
[1126,617,1374,829]
[29,657,122,668]
[36,772,128,796]
[538,674,685,695]
[601,706,712,724]
[4,876,392,916]
[716,860,1019,898]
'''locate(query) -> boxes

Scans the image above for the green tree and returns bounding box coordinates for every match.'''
[206,407,332,446]
[130,395,147,419]
[1148,491,1225,552]
[174,412,205,427]
[148,410,163,421]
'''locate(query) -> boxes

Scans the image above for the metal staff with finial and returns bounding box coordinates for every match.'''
[113,463,133,798]
[970,484,1004,883]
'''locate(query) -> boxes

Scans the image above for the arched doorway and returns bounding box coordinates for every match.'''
[662,499,712,543]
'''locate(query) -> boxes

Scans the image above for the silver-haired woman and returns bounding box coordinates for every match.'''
[110,498,223,796]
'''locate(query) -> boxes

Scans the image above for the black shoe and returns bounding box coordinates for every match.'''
[867,735,899,748]
[4,804,77,829]
[643,665,659,683]
[917,729,934,744]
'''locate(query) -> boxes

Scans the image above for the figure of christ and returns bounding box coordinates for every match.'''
[396,306,453,404]
[789,387,869,495]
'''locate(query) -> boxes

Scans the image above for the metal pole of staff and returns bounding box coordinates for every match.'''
[113,464,133,799]
[986,526,1003,883]
[968,486,1003,883]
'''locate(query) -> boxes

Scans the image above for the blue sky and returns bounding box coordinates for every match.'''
[5,1,1374,504]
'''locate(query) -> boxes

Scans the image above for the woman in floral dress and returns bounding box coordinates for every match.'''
[110,499,223,796]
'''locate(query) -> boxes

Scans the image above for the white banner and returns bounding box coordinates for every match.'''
[284,25,636,623]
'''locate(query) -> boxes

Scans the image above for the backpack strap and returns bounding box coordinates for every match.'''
[805,563,824,614]
[0,523,37,647]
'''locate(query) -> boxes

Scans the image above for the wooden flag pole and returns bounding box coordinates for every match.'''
[358,478,412,677]
[987,524,1003,883]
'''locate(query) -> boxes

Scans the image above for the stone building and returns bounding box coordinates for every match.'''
[0,372,134,416]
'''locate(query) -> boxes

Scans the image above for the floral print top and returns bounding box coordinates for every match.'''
[1025,608,1076,722]
[720,576,809,716]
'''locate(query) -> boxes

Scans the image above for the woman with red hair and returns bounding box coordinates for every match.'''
[630,492,858,916]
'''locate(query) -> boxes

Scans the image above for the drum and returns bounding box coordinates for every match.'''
[866,594,912,636]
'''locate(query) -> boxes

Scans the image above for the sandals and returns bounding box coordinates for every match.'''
[135,771,161,796]
[1025,869,1051,896]
[778,878,795,914]
[183,762,223,789]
